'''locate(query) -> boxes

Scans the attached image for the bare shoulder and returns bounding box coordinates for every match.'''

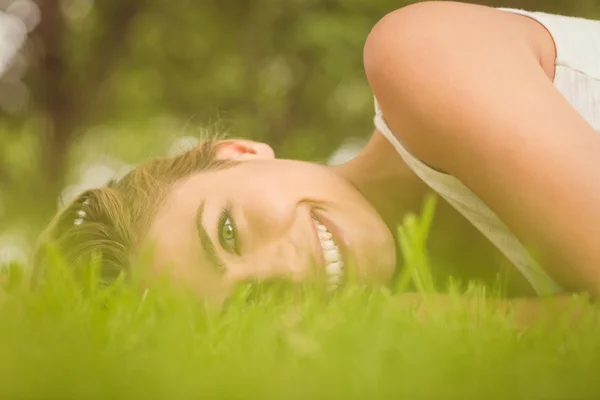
[364,1,554,69]
[362,1,555,171]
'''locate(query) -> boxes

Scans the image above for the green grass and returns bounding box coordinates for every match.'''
[1,197,599,399]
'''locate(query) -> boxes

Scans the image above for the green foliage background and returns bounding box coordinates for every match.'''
[1,0,599,248]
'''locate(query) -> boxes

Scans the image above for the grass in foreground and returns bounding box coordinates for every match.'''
[0,197,599,399]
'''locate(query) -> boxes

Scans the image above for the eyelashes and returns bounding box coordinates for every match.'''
[217,208,240,255]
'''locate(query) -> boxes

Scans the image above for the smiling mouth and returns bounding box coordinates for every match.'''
[311,215,345,292]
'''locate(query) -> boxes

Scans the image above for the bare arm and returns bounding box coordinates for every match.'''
[364,2,600,295]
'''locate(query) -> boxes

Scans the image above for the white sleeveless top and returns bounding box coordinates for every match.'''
[374,9,600,295]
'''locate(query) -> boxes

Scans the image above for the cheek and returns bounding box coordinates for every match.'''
[151,253,231,303]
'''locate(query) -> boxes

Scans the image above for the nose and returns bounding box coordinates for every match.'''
[243,192,299,242]
[231,198,316,287]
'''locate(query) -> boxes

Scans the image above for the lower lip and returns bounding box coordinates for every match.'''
[312,210,351,268]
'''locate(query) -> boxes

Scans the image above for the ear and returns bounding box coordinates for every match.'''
[214,139,275,161]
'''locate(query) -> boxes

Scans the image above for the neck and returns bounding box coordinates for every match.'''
[330,131,428,234]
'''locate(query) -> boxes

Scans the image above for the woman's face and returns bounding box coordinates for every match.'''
[144,140,396,304]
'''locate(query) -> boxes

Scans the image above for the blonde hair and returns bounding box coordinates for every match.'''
[33,140,235,287]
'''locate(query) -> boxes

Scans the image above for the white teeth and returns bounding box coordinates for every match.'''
[326,261,343,277]
[327,274,341,290]
[324,248,341,263]
[320,239,335,250]
[318,230,332,240]
[313,216,345,291]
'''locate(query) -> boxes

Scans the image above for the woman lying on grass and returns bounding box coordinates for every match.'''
[35,2,600,319]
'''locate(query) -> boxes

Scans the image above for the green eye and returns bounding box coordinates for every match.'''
[218,210,238,254]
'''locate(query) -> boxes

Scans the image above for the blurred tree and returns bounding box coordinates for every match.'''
[0,0,598,246]
[29,0,148,220]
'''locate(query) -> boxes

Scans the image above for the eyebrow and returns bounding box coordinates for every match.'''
[195,200,225,272]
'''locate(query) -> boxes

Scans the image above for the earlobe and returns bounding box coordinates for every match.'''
[215,140,275,161]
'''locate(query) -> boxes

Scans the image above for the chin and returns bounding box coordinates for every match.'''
[355,248,396,285]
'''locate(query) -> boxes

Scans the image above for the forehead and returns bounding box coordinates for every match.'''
[155,160,283,205]
[141,173,228,301]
